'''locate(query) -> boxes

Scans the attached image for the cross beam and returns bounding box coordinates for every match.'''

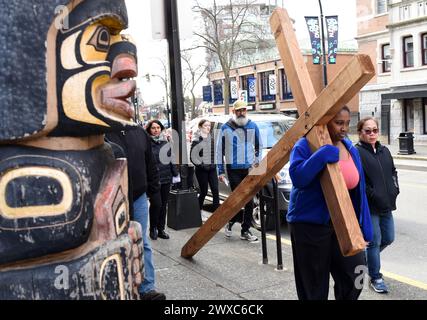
[181,8,374,259]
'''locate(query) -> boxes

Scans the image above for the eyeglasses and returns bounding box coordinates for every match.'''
[362,128,379,135]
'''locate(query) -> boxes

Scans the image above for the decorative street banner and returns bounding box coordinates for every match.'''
[248,77,256,97]
[268,74,277,95]
[202,85,212,102]
[230,80,238,99]
[305,16,321,64]
[326,15,339,64]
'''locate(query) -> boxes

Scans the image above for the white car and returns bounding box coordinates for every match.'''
[188,113,296,230]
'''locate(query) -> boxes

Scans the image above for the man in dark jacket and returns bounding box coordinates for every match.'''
[106,126,165,300]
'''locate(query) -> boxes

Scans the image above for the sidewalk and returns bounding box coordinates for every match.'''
[148,142,427,301]
[386,143,427,172]
[150,212,427,300]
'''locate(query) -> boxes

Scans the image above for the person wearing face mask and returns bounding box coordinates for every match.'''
[190,119,220,211]
[356,117,399,294]
[216,100,262,242]
[287,106,373,300]
[146,120,179,240]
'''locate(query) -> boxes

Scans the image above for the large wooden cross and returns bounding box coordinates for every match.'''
[181,8,374,259]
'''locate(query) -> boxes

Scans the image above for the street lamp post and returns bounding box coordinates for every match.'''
[153,74,171,128]
[318,0,328,87]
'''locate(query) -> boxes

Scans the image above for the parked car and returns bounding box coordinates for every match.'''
[188,113,296,230]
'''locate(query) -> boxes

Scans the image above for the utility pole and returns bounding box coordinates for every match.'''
[165,0,186,164]
[318,0,328,87]
[163,0,201,230]
[150,73,171,128]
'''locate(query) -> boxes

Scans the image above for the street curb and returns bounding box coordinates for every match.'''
[395,164,427,172]
[393,155,427,161]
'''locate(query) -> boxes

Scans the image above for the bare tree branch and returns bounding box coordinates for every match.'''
[192,0,275,114]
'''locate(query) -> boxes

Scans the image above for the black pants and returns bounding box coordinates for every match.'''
[149,183,171,231]
[227,168,253,233]
[289,222,366,300]
[195,167,219,210]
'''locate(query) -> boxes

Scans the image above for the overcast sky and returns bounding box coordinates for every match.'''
[124,0,357,104]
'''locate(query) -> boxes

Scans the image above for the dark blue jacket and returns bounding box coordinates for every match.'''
[287,137,373,242]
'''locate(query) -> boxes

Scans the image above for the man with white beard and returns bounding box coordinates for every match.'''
[216,100,262,242]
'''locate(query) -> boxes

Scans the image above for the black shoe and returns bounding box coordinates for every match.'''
[157,230,170,239]
[149,229,158,240]
[139,290,166,300]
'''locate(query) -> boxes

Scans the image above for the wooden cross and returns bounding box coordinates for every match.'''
[181,8,374,259]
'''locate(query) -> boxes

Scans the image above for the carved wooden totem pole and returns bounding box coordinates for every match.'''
[0,0,143,299]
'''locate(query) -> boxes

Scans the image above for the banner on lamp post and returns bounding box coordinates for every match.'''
[305,16,321,65]
[202,85,212,102]
[326,15,339,64]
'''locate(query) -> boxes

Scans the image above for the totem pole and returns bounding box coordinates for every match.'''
[0,0,143,299]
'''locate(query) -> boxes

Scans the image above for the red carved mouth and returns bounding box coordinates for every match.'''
[100,79,136,119]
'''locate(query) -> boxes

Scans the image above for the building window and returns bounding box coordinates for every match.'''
[213,80,223,106]
[422,33,427,65]
[381,43,391,72]
[400,5,412,20]
[403,36,414,68]
[280,69,293,100]
[260,71,276,102]
[417,1,427,16]
[376,0,387,14]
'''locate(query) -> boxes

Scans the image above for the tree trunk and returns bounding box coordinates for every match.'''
[223,73,230,115]
[191,91,196,119]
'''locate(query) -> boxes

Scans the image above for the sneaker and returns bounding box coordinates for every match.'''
[370,278,388,294]
[240,230,258,242]
[139,290,166,300]
[224,222,233,238]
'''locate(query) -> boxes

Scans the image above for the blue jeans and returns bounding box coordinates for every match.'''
[133,193,155,293]
[366,212,395,280]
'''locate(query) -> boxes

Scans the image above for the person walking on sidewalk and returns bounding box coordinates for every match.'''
[216,100,262,242]
[106,126,166,300]
[356,117,399,294]
[287,106,373,300]
[146,120,179,240]
[190,119,220,211]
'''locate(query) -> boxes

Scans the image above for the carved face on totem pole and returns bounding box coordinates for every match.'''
[0,0,137,141]
[0,0,140,277]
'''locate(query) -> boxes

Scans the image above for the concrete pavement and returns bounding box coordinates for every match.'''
[150,211,427,300]
[148,142,427,301]
[386,143,427,172]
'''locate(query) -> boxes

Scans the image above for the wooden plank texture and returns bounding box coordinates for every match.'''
[270,8,374,256]
[181,51,374,258]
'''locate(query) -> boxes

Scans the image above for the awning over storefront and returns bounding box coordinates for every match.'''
[382,84,427,100]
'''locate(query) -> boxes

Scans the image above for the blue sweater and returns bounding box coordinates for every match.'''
[287,137,373,242]
[216,119,261,175]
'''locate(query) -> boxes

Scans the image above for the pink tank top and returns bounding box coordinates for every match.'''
[339,156,359,190]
